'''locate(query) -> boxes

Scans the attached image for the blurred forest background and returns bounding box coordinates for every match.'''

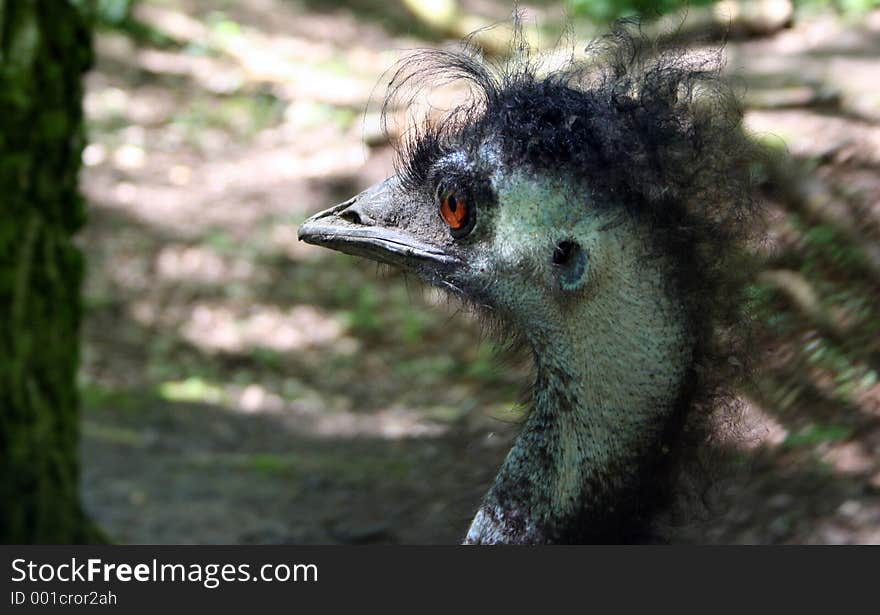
[6,0,880,543]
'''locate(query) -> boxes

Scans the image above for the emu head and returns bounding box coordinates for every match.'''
[299,25,755,347]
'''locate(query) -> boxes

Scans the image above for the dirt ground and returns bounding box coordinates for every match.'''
[78,1,880,544]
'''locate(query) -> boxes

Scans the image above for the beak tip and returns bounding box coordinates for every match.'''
[297,221,312,243]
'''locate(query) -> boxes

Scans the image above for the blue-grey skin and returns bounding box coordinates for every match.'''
[298,146,691,544]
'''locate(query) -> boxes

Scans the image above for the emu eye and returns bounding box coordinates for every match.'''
[439,193,467,229]
[438,190,474,237]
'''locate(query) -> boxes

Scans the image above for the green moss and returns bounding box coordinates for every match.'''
[191,450,413,484]
[782,423,853,448]
[241,454,300,477]
[79,381,157,414]
[158,377,227,405]
[0,0,100,543]
[252,347,284,370]
[81,421,146,447]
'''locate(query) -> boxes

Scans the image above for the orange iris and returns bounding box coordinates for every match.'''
[440,193,468,230]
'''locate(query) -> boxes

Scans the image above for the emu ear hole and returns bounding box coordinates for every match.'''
[552,240,589,292]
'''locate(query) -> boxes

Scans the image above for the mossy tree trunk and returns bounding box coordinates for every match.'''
[0,0,100,543]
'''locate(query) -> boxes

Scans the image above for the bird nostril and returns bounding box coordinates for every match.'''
[339,203,379,226]
[340,207,363,225]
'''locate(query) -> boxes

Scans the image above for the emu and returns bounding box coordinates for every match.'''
[298,23,760,544]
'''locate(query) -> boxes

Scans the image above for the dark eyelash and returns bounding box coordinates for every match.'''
[396,126,448,193]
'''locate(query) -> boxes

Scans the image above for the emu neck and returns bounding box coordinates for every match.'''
[465,246,692,544]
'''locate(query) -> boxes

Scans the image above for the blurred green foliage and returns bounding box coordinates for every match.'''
[91,0,880,36]
[160,377,227,404]
[800,0,880,14]
[171,91,286,144]
[569,0,713,21]
[782,423,853,448]
[569,0,880,21]
[94,0,135,24]
[93,0,179,47]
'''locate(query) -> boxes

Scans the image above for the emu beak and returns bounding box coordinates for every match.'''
[298,176,459,268]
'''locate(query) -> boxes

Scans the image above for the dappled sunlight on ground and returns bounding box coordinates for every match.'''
[155,244,257,284]
[177,303,352,353]
[155,376,452,439]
